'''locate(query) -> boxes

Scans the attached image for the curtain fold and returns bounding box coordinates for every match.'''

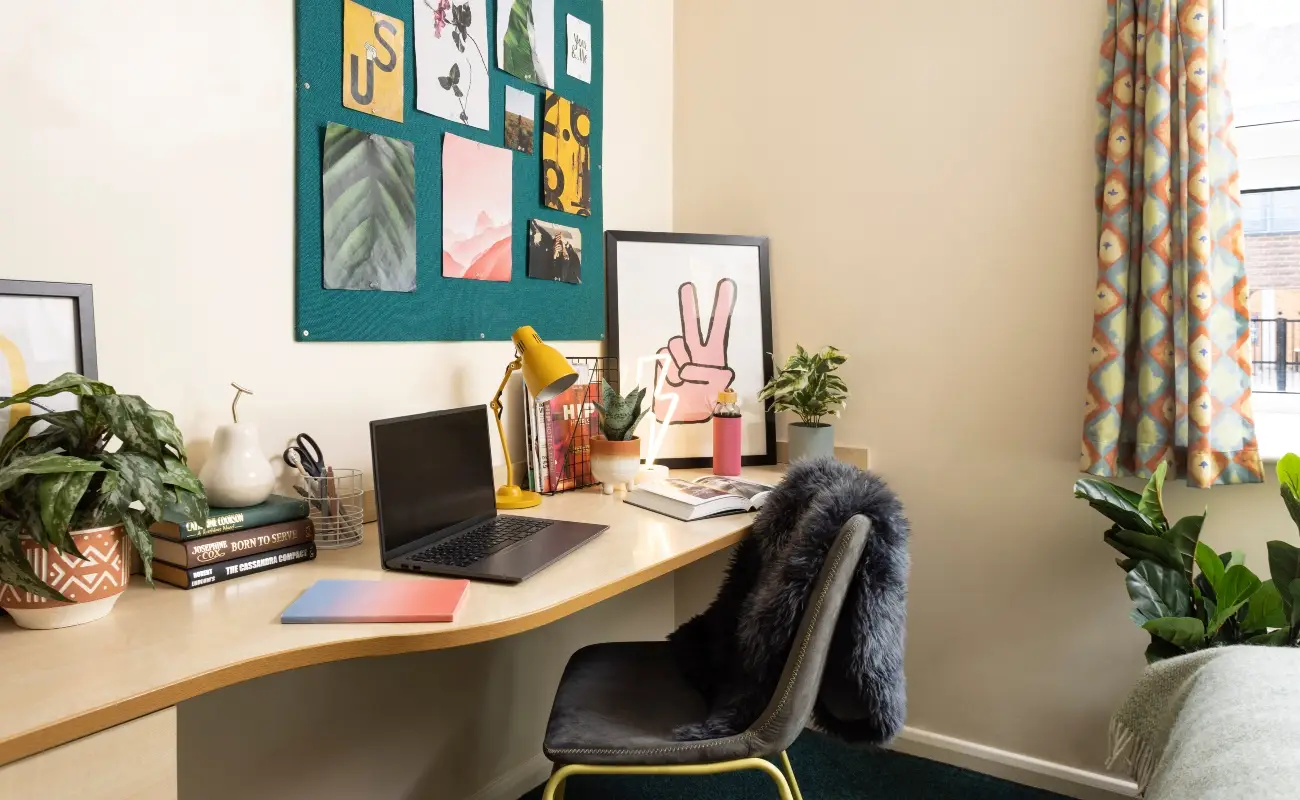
[1081,0,1262,487]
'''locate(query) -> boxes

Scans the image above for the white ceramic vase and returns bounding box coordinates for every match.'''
[199,423,274,508]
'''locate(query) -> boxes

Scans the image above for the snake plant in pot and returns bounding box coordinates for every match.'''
[0,373,207,629]
[1074,461,1300,663]
[591,381,648,495]
[758,345,848,462]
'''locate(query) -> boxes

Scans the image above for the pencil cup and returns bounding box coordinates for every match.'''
[298,468,364,549]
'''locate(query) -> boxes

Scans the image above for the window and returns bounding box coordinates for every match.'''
[1244,189,1300,234]
[1232,1,1300,455]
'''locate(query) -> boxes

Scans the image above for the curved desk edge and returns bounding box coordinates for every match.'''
[0,527,745,768]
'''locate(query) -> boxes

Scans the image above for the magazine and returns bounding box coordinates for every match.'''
[624,476,775,521]
[525,360,600,493]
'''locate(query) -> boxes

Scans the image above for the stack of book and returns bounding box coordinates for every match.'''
[149,495,317,589]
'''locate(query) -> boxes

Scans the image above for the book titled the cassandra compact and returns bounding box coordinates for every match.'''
[280,579,470,624]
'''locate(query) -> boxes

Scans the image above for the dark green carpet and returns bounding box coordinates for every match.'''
[519,731,1066,800]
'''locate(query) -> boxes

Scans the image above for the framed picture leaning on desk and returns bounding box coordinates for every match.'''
[604,231,776,469]
[0,279,97,430]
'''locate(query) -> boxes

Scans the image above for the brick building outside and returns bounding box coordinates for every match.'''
[1247,231,1300,320]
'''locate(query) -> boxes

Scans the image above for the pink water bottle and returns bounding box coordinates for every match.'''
[712,390,742,476]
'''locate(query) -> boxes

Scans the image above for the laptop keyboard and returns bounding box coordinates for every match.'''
[409,517,554,568]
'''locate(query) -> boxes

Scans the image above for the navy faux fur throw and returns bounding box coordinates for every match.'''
[667,458,909,744]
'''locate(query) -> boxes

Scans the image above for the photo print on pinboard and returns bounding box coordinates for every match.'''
[505,86,535,154]
[527,220,582,284]
[322,122,416,292]
[541,91,592,216]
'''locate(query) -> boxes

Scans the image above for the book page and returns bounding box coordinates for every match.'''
[637,478,731,506]
[693,475,773,500]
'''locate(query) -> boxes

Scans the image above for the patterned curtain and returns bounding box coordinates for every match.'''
[1082,0,1262,487]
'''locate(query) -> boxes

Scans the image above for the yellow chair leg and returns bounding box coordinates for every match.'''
[541,766,568,800]
[542,758,793,800]
[780,751,804,800]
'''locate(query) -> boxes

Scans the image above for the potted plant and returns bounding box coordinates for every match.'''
[591,381,649,495]
[757,345,848,463]
[0,373,207,629]
[1074,460,1300,663]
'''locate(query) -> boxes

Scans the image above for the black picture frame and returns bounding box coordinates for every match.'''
[0,280,98,379]
[604,230,776,469]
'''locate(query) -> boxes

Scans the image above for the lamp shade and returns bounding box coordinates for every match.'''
[513,326,577,401]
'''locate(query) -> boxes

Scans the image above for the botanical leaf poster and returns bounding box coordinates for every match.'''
[415,0,490,129]
[442,134,512,282]
[497,0,554,89]
[342,0,405,122]
[528,220,581,284]
[541,91,592,216]
[505,86,535,155]
[566,15,591,84]
[321,122,416,292]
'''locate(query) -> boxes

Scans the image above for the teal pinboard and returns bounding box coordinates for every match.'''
[294,0,604,341]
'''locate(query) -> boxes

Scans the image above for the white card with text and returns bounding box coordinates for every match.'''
[566,14,591,84]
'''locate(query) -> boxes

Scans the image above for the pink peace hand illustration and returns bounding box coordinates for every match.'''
[654,279,737,424]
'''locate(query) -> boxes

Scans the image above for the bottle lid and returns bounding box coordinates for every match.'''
[718,390,737,403]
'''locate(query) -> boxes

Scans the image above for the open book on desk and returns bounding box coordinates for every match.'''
[624,476,775,521]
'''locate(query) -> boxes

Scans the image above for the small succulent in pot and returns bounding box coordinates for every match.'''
[591,381,649,494]
[0,373,207,627]
[593,380,650,442]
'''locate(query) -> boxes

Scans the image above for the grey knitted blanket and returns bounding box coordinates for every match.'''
[1108,646,1300,799]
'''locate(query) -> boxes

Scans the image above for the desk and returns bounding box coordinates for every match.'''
[0,469,776,788]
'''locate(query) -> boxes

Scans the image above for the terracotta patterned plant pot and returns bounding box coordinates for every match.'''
[591,436,642,495]
[0,525,132,630]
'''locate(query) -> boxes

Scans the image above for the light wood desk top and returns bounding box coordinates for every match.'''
[0,469,777,768]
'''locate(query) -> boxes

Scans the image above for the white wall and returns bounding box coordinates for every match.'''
[0,0,672,477]
[0,2,676,798]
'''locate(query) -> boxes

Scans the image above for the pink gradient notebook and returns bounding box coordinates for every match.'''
[281,579,470,624]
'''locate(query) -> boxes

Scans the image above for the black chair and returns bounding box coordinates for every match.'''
[539,515,873,799]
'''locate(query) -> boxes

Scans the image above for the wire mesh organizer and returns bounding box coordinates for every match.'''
[296,468,365,549]
[525,356,617,496]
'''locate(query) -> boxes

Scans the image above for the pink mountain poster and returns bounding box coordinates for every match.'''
[443,133,513,281]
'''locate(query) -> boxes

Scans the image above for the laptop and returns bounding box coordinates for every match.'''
[370,405,608,584]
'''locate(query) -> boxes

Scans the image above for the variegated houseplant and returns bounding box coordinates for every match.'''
[0,373,206,628]
[758,345,848,462]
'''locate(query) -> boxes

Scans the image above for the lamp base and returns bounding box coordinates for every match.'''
[636,464,670,484]
[496,484,543,510]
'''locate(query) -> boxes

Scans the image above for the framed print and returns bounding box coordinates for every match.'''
[0,280,97,431]
[605,231,775,468]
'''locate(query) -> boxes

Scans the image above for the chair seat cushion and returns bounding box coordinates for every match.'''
[543,641,752,766]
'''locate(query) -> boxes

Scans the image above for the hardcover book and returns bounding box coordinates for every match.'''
[281,579,470,624]
[624,476,774,522]
[151,519,315,569]
[152,542,317,589]
[150,494,309,541]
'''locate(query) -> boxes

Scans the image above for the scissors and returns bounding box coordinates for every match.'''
[283,433,325,477]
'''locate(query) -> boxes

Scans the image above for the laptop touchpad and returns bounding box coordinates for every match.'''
[476,524,601,580]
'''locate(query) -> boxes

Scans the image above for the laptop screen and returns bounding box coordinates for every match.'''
[370,406,497,557]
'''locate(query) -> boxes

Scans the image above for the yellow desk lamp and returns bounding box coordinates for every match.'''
[490,326,578,509]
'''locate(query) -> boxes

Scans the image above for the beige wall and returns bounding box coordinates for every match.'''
[673,0,1298,779]
[0,2,675,799]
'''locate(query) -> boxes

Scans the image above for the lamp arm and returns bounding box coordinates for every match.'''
[490,356,524,490]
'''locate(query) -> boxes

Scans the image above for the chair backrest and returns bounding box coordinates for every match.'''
[740,514,872,756]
